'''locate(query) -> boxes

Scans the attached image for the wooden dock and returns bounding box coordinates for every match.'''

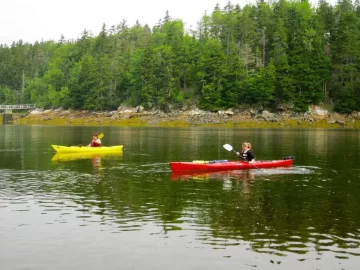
[0,104,36,124]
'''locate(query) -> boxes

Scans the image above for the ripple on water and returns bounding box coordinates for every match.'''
[253,166,318,176]
[1,162,360,268]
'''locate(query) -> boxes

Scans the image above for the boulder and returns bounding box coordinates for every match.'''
[136,106,144,113]
[308,105,328,116]
[117,105,137,113]
[29,109,43,114]
[352,111,360,120]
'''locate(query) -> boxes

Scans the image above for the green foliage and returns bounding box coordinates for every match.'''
[25,77,49,107]
[293,96,312,112]
[198,39,228,109]
[333,95,359,113]
[0,86,18,104]
[238,64,276,106]
[0,0,358,115]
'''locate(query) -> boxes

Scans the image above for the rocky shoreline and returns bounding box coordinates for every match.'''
[13,106,360,128]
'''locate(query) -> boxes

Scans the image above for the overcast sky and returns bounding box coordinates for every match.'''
[0,0,335,46]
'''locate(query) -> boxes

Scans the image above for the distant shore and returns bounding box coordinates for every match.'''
[10,107,360,128]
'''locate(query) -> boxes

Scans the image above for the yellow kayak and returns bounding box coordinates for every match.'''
[51,151,123,162]
[51,144,124,153]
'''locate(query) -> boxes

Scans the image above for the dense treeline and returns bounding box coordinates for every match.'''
[0,0,359,113]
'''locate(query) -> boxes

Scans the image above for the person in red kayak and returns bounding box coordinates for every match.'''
[237,142,255,163]
[88,134,102,147]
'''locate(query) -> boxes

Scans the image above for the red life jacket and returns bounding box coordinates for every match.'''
[91,140,101,147]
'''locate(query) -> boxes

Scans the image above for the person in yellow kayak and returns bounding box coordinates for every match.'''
[237,142,255,163]
[88,134,102,147]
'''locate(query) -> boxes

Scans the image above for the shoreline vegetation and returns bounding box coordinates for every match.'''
[11,106,360,128]
[1,1,360,120]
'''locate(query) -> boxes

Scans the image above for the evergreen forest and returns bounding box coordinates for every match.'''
[0,0,359,113]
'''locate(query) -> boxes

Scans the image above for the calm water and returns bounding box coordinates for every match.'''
[0,125,359,270]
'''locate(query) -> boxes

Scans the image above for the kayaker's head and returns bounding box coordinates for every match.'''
[242,142,251,150]
[93,133,98,138]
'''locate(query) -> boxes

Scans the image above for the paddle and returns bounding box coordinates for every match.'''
[223,144,238,154]
[223,143,259,170]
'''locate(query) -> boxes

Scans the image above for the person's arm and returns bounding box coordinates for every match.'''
[91,139,101,147]
[248,150,256,162]
[236,152,246,161]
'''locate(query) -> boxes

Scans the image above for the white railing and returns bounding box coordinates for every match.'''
[0,104,36,110]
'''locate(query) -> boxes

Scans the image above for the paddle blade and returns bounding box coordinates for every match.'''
[98,133,104,139]
[223,144,233,152]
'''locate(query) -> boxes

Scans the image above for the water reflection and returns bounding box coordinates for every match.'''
[1,126,360,270]
[170,167,315,181]
[170,169,256,181]
[51,152,123,162]
[1,165,360,268]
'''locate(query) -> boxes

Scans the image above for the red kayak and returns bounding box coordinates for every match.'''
[169,158,294,172]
